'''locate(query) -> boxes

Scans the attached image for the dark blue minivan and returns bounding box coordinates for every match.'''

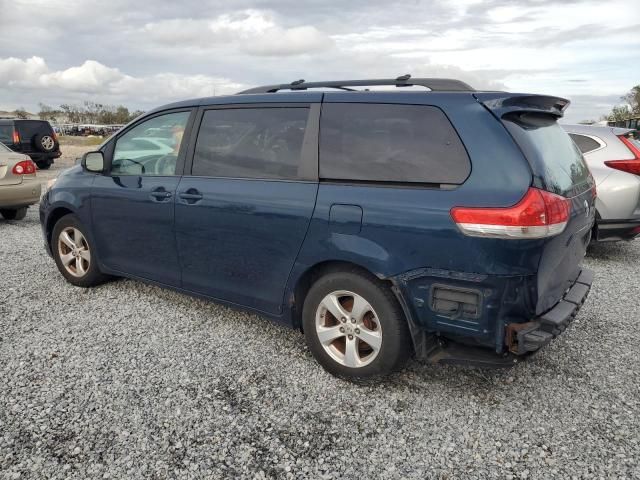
[40,77,595,379]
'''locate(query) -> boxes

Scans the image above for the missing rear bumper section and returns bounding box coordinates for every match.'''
[505,268,593,356]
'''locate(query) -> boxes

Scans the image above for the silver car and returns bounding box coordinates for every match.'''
[562,124,640,242]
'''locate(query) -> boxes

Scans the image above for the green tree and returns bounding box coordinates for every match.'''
[622,85,640,115]
[607,104,631,122]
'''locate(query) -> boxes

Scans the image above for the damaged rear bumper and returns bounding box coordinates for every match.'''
[505,268,593,356]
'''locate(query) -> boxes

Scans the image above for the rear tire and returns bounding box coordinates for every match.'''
[36,160,52,170]
[0,207,28,220]
[52,214,109,287]
[302,268,411,380]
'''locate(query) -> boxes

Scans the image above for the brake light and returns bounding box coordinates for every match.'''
[451,188,571,239]
[12,160,36,175]
[604,136,640,176]
[12,128,20,145]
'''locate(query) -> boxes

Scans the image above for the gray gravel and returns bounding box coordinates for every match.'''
[1,208,639,479]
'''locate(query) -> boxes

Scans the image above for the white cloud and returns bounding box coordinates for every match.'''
[0,56,246,107]
[142,10,333,56]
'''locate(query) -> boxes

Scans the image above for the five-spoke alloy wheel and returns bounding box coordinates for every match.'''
[52,214,108,287]
[303,268,411,380]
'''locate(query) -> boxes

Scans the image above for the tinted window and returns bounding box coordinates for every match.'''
[569,133,601,154]
[319,103,470,184]
[0,125,13,144]
[192,108,309,180]
[112,111,190,176]
[504,114,592,197]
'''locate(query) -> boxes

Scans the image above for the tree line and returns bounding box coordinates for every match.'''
[37,102,145,125]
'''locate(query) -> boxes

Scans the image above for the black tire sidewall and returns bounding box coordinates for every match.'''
[0,207,27,220]
[33,133,57,153]
[302,271,410,379]
[52,214,105,287]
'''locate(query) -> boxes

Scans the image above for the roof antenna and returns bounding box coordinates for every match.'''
[396,74,411,81]
[291,79,305,86]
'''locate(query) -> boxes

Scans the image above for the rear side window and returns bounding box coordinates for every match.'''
[0,125,12,144]
[569,133,601,154]
[319,103,470,184]
[504,114,592,197]
[192,108,309,180]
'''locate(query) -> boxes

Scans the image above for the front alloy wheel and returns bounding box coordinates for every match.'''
[52,214,109,287]
[58,227,91,277]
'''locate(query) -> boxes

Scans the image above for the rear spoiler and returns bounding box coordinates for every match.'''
[474,93,570,118]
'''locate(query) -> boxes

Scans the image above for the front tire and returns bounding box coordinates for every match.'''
[52,214,108,287]
[302,269,411,380]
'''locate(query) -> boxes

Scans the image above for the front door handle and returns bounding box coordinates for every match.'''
[179,190,203,204]
[150,188,172,202]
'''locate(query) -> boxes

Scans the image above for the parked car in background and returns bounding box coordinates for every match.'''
[0,141,41,220]
[40,77,595,379]
[0,119,61,169]
[563,124,640,242]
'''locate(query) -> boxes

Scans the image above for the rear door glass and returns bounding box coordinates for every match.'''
[192,107,309,180]
[319,103,470,184]
[569,133,601,154]
[504,114,592,197]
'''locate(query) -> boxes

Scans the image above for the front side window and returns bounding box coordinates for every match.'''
[112,111,190,176]
[319,103,471,184]
[192,108,309,180]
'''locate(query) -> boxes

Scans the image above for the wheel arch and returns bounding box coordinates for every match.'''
[288,260,395,331]
[45,206,75,249]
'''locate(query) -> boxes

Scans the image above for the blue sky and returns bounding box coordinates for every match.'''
[0,0,638,122]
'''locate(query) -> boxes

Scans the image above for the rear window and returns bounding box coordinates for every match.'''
[504,113,592,197]
[569,133,601,154]
[0,125,12,144]
[319,103,470,184]
[15,120,53,138]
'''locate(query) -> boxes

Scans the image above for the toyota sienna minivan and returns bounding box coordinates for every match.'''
[40,77,596,379]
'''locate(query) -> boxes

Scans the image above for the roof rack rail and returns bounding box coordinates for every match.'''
[237,75,474,94]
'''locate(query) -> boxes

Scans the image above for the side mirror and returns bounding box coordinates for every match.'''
[82,151,105,173]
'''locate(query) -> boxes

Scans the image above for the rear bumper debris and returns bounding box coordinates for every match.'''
[505,268,593,355]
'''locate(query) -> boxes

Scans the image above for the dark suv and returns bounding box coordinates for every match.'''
[0,119,61,169]
[40,77,595,379]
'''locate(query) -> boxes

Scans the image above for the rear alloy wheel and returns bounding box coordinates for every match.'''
[303,270,411,380]
[0,207,28,220]
[52,215,108,287]
[315,290,383,368]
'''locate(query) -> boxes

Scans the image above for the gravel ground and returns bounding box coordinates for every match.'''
[1,206,639,479]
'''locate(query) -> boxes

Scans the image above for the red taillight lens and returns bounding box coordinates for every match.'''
[605,136,640,176]
[12,129,20,145]
[12,160,37,175]
[451,188,571,239]
[604,159,640,175]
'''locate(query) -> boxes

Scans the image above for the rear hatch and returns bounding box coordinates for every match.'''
[477,93,596,314]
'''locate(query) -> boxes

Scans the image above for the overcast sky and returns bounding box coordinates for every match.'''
[0,0,638,123]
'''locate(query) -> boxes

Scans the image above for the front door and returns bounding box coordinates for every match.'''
[175,104,320,314]
[91,110,192,286]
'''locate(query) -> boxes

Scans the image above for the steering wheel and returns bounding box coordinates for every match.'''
[154,155,177,175]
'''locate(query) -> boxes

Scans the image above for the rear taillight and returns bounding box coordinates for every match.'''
[451,187,571,239]
[12,129,20,145]
[12,160,37,175]
[604,136,640,176]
